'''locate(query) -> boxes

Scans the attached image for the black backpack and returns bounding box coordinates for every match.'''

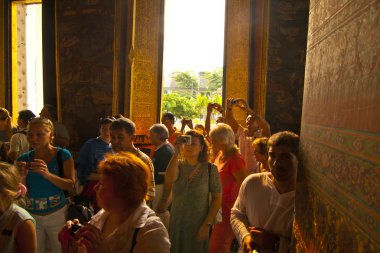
[57,148,94,223]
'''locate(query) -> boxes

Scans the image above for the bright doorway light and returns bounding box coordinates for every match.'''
[162,0,226,125]
[25,3,44,114]
[11,2,43,118]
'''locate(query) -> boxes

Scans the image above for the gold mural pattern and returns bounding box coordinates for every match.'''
[56,0,115,151]
[300,125,379,243]
[295,0,380,251]
[130,0,162,134]
[303,0,380,133]
[224,0,251,123]
[265,0,309,134]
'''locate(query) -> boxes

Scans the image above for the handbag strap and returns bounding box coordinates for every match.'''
[208,162,211,191]
[56,148,73,198]
[130,228,141,253]
[57,148,64,177]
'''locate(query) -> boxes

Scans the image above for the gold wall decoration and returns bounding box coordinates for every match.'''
[128,0,164,134]
[264,0,309,134]
[295,0,380,251]
[0,0,5,107]
[224,0,252,123]
[55,0,116,152]
[251,0,270,116]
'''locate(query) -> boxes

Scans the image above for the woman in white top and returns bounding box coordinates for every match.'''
[0,162,36,253]
[59,152,171,253]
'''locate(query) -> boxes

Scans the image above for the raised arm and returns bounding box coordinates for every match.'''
[164,141,181,183]
[180,118,187,133]
[225,98,241,133]
[205,103,213,135]
[234,98,271,137]
[254,114,271,137]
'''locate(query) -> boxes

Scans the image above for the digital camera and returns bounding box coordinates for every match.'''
[178,135,191,145]
[70,224,83,235]
[229,98,238,106]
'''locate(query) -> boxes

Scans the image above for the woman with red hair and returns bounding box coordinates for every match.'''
[59,152,170,253]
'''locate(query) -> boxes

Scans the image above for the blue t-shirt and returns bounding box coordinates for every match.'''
[76,137,112,186]
[17,148,72,214]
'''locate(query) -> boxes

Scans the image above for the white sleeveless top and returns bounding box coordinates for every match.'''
[0,203,35,253]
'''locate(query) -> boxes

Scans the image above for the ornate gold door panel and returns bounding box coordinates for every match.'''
[55,0,116,151]
[224,0,253,123]
[127,0,164,134]
[0,1,6,107]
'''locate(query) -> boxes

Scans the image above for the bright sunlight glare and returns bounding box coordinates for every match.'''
[163,0,226,84]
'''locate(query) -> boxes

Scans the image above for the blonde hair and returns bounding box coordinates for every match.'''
[27,117,55,144]
[0,162,22,211]
[252,137,269,155]
[0,107,10,119]
[0,108,12,132]
[209,123,237,150]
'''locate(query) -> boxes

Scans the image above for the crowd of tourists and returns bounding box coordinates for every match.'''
[0,98,299,253]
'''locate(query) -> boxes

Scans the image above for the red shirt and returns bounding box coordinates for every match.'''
[168,130,181,145]
[214,151,247,205]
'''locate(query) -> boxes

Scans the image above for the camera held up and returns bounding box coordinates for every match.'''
[177,135,192,145]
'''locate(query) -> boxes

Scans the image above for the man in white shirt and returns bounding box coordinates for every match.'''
[110,117,155,205]
[8,109,35,161]
[225,98,270,174]
[230,131,299,253]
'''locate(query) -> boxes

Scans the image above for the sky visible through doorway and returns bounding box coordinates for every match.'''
[163,0,226,86]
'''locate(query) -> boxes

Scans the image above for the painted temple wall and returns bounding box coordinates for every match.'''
[294,0,380,252]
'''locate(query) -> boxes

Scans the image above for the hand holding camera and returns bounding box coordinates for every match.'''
[208,103,224,113]
[58,220,83,252]
[23,159,51,179]
[182,118,192,126]
[173,135,192,154]
[227,98,240,109]
[227,98,251,112]
[15,161,32,180]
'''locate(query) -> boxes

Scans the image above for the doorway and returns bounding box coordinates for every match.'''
[11,1,43,119]
[162,0,226,129]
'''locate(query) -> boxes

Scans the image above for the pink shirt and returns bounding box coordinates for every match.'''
[236,126,262,174]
